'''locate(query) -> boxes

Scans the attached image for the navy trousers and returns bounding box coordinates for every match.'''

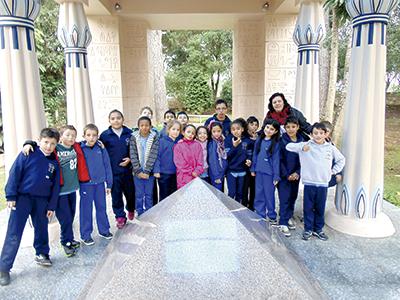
[303,185,328,232]
[254,173,277,220]
[209,176,223,191]
[56,192,76,245]
[278,179,300,226]
[0,195,49,272]
[134,176,155,215]
[79,183,111,240]
[242,171,255,210]
[111,172,135,219]
[227,172,245,203]
[158,173,177,201]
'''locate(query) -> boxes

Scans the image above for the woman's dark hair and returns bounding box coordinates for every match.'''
[196,125,209,139]
[137,116,152,127]
[208,121,223,140]
[268,92,290,112]
[255,118,281,156]
[108,109,124,119]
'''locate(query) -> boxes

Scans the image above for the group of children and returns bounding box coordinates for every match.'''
[0,99,345,286]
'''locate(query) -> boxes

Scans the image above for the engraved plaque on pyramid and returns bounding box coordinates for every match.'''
[79,178,326,299]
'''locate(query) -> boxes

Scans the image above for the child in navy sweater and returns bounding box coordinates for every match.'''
[79,124,113,246]
[154,120,181,201]
[225,119,252,203]
[207,121,227,191]
[251,119,281,224]
[278,117,304,236]
[196,126,210,182]
[0,128,61,286]
[100,110,135,229]
[130,116,160,215]
[159,110,176,139]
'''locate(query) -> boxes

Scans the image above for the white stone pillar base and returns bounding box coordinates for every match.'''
[325,209,395,238]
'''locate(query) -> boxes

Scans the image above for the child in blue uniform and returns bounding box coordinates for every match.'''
[80,124,113,246]
[154,120,181,201]
[251,119,281,224]
[207,121,227,191]
[204,99,232,138]
[0,128,61,286]
[100,110,135,229]
[225,119,252,203]
[130,116,160,215]
[278,117,304,236]
[159,110,176,139]
[196,126,210,182]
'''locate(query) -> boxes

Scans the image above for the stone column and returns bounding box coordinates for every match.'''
[0,0,46,173]
[57,0,94,134]
[325,0,398,238]
[293,0,325,123]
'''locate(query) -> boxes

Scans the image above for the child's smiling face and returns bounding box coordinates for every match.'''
[312,128,326,144]
[197,128,208,142]
[109,112,124,129]
[284,122,299,138]
[183,126,195,140]
[231,123,243,139]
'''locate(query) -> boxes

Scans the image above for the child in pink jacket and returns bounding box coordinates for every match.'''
[173,124,204,189]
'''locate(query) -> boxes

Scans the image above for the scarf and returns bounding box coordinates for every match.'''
[267,106,290,125]
[213,136,227,167]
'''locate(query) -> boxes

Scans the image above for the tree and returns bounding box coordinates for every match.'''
[386,7,400,92]
[183,70,212,114]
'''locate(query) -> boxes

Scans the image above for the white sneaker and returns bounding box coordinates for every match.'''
[288,218,296,230]
[279,225,291,237]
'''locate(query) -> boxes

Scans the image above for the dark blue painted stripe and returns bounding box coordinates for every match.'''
[306,50,310,65]
[76,53,80,68]
[356,25,362,47]
[368,22,374,45]
[314,50,317,64]
[299,52,303,66]
[12,26,18,49]
[381,23,385,45]
[26,27,31,51]
[83,54,87,68]
[0,26,4,49]
[68,53,71,68]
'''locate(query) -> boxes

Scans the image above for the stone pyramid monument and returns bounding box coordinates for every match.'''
[79,178,326,299]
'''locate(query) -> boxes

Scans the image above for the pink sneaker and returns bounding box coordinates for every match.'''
[116,217,126,229]
[128,211,135,221]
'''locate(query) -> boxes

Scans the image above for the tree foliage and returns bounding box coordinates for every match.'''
[183,69,212,114]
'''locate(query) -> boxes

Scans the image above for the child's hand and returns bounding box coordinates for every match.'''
[232,137,241,148]
[119,157,130,167]
[192,172,198,177]
[273,180,279,186]
[302,143,310,152]
[7,201,16,210]
[97,140,105,149]
[138,172,149,179]
[251,172,256,177]
[288,172,299,181]
[215,179,222,184]
[106,188,111,195]
[245,159,251,167]
[22,145,33,156]
[154,173,161,178]
[336,174,342,183]
[47,210,54,218]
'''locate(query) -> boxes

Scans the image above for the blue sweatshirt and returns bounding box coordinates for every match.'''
[204,115,232,138]
[225,135,252,173]
[251,138,280,182]
[279,133,303,180]
[207,139,227,181]
[100,126,132,175]
[80,142,113,188]
[5,147,60,211]
[153,135,177,174]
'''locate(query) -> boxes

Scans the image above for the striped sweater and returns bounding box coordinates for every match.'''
[129,130,159,175]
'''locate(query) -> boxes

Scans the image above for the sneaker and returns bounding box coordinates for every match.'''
[116,217,127,229]
[0,271,10,286]
[35,254,52,266]
[61,242,76,257]
[99,232,113,240]
[279,225,291,237]
[268,218,279,226]
[302,230,313,241]
[81,237,95,246]
[288,218,296,230]
[127,211,135,221]
[71,240,81,249]
[313,231,329,241]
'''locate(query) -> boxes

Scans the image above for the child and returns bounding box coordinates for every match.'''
[79,124,113,245]
[251,119,281,224]
[196,126,210,182]
[100,110,135,229]
[243,116,259,210]
[204,99,232,138]
[177,111,189,127]
[173,124,204,189]
[159,110,176,138]
[286,122,345,241]
[130,116,159,216]
[207,121,227,191]
[0,128,61,286]
[278,117,304,237]
[225,119,252,203]
[154,120,181,201]
[320,120,343,187]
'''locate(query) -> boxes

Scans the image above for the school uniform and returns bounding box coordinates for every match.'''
[130,131,159,215]
[207,139,227,191]
[225,135,252,203]
[278,133,304,226]
[286,140,345,232]
[251,139,280,220]
[153,135,178,201]
[79,142,113,240]
[0,148,60,272]
[100,126,135,219]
